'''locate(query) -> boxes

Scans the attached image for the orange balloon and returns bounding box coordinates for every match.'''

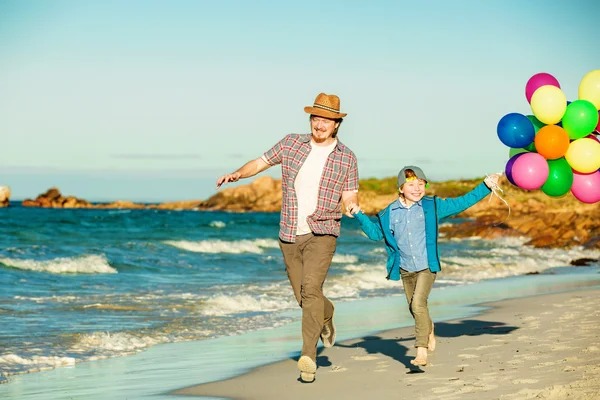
[534,125,570,159]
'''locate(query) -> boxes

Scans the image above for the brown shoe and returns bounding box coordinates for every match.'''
[298,355,317,383]
[320,315,336,348]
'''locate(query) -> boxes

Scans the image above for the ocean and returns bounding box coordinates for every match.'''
[1,204,599,398]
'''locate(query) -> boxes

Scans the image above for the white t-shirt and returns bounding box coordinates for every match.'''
[294,140,337,235]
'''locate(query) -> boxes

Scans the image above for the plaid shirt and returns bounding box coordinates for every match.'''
[262,134,359,243]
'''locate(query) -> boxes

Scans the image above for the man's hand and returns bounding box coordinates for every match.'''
[342,191,359,218]
[216,172,242,189]
[346,201,361,215]
[216,158,272,190]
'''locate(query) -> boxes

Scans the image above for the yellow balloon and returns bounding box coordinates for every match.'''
[530,85,567,125]
[565,137,600,173]
[578,69,600,110]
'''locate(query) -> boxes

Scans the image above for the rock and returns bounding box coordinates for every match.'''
[153,200,206,210]
[525,235,557,248]
[584,236,600,249]
[62,196,92,209]
[569,258,599,267]
[38,197,52,208]
[0,186,10,207]
[22,199,39,207]
[97,200,145,209]
[201,176,282,212]
[22,188,91,209]
[40,188,62,202]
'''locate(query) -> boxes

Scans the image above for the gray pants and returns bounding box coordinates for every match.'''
[279,233,336,361]
[400,268,436,348]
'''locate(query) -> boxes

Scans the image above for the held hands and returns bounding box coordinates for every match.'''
[346,201,361,216]
[216,172,242,189]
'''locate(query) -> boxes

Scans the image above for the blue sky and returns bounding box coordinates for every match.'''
[1,0,598,202]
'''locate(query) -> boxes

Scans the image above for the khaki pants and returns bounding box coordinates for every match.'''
[400,268,436,348]
[279,233,336,361]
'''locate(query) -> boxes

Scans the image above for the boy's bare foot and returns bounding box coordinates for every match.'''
[410,346,428,366]
[428,322,436,352]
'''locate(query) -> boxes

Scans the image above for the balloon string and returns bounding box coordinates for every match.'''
[486,173,511,226]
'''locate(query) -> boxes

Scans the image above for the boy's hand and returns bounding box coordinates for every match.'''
[484,173,501,189]
[347,201,361,215]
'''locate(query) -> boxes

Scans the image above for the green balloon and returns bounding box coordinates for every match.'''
[524,141,537,152]
[525,115,542,151]
[541,158,573,197]
[526,115,545,133]
[562,100,599,140]
[508,147,528,158]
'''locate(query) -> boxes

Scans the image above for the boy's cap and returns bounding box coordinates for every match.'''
[398,166,428,187]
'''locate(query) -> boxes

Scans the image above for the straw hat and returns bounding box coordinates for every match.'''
[304,93,347,119]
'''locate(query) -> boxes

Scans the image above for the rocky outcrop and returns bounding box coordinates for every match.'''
[439,177,600,249]
[18,176,600,249]
[0,186,10,207]
[200,176,282,212]
[95,200,147,210]
[152,200,206,211]
[439,208,599,249]
[22,188,92,209]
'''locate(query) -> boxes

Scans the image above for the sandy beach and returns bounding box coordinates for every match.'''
[173,288,600,400]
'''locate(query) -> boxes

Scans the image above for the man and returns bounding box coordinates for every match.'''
[216,92,359,383]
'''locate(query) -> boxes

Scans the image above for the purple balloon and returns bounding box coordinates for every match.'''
[505,153,524,186]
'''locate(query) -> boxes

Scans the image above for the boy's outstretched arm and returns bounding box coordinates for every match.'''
[436,173,501,219]
[347,202,384,241]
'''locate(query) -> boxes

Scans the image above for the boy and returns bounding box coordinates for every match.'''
[347,166,499,366]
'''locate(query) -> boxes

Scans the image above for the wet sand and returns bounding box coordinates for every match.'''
[173,288,600,400]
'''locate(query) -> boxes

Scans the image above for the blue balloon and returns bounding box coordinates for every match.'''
[497,113,535,148]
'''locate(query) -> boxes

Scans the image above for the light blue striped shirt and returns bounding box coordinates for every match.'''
[389,198,429,272]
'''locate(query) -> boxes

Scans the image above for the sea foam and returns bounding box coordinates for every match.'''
[0,255,117,274]
[332,254,359,263]
[202,294,296,316]
[164,238,279,254]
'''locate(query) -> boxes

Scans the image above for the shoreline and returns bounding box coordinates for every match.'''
[173,287,600,400]
[1,272,599,399]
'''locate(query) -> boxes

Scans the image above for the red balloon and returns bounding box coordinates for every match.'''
[526,73,560,103]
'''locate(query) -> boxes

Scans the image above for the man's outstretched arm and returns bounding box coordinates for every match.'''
[216,158,271,189]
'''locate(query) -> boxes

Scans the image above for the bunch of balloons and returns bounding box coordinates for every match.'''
[497,70,600,204]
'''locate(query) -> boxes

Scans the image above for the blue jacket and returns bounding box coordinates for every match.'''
[353,182,491,281]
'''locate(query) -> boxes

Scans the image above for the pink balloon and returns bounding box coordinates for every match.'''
[571,170,600,204]
[511,152,550,190]
[586,133,600,143]
[525,73,561,103]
